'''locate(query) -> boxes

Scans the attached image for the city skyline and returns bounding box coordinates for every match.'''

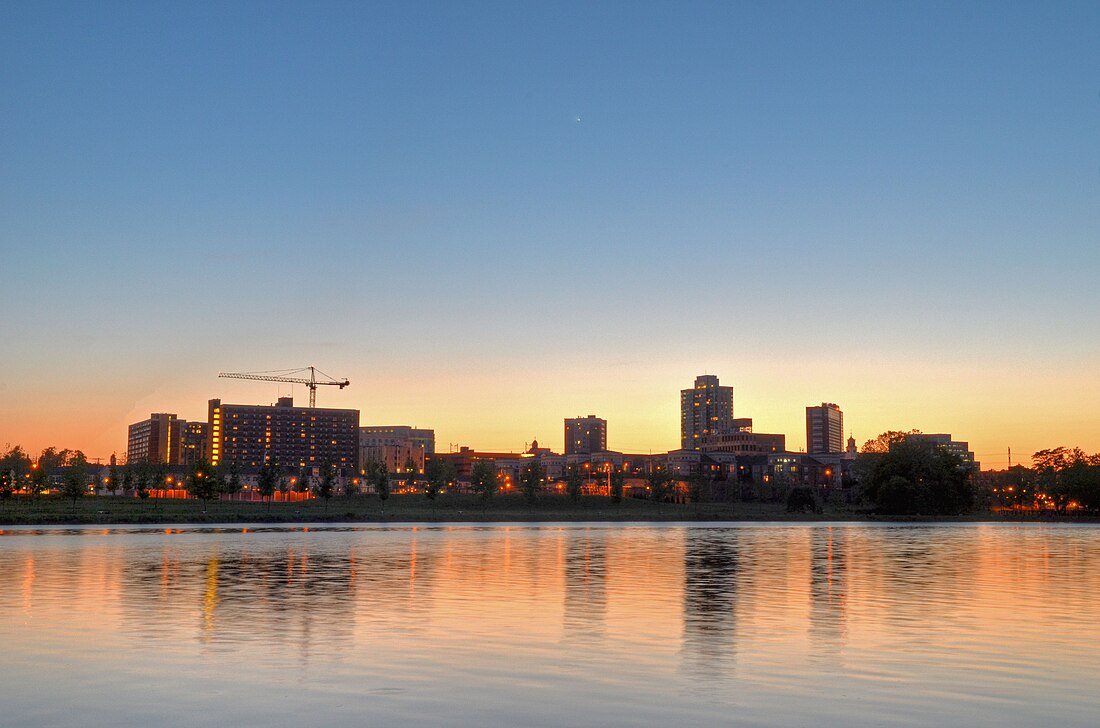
[2,2,1098,467]
[0,367,1060,468]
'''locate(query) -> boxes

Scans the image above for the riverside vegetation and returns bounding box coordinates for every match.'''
[2,435,1099,525]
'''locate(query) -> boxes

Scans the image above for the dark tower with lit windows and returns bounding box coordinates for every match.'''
[680,375,734,451]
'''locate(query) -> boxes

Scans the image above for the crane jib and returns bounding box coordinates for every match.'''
[217,369,350,407]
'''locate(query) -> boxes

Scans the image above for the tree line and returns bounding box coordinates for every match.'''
[984,447,1100,514]
[7,439,1099,519]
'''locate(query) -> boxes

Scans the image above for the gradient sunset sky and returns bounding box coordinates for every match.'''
[2,1,1098,467]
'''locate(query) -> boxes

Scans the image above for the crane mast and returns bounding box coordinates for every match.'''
[218,366,350,407]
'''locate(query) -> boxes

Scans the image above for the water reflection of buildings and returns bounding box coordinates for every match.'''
[562,533,607,642]
[123,537,361,659]
[808,527,848,662]
[681,530,739,681]
[114,529,442,663]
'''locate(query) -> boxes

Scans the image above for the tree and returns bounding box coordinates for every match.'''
[364,460,389,513]
[131,461,151,509]
[107,463,121,496]
[136,482,150,510]
[648,467,674,503]
[1032,447,1100,513]
[296,466,311,493]
[565,465,584,503]
[153,462,170,497]
[1063,460,1100,513]
[687,472,708,505]
[786,486,819,513]
[424,457,455,501]
[28,462,50,498]
[520,458,544,504]
[875,475,923,515]
[277,467,290,497]
[471,460,498,501]
[316,463,336,509]
[60,457,89,508]
[1033,447,1088,473]
[0,445,32,483]
[403,456,418,492]
[861,430,922,454]
[37,447,64,474]
[186,459,219,510]
[221,462,243,497]
[608,467,625,504]
[0,471,15,507]
[854,434,974,515]
[257,460,279,504]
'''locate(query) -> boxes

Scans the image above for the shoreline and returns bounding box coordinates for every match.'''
[0,494,1091,527]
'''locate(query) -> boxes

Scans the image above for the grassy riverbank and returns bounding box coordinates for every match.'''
[0,493,811,525]
[0,493,1078,526]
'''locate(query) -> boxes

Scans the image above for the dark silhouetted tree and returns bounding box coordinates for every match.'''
[688,472,708,505]
[1033,447,1100,513]
[60,456,89,509]
[132,461,151,511]
[29,461,49,498]
[297,466,311,493]
[107,463,121,495]
[221,462,243,497]
[565,464,583,503]
[786,486,819,513]
[648,467,673,504]
[257,459,279,506]
[855,434,973,515]
[364,460,389,514]
[520,458,544,504]
[186,459,219,511]
[471,460,498,501]
[609,467,625,504]
[0,471,15,507]
[424,457,455,501]
[0,445,32,483]
[316,463,336,510]
[860,430,922,454]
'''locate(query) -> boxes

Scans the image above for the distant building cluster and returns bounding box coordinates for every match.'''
[121,372,976,495]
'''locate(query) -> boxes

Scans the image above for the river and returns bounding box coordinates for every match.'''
[1,523,1097,727]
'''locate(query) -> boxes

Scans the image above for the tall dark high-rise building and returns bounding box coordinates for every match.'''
[564,415,607,455]
[806,403,844,454]
[680,375,734,451]
[208,397,359,472]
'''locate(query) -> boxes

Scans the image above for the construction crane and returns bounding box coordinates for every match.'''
[218,366,350,408]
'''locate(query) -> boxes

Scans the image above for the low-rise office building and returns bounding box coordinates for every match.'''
[359,425,435,455]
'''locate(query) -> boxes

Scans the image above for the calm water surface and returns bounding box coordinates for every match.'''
[2,523,1098,727]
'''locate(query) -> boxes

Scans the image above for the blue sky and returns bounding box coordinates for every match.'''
[2,1,1098,464]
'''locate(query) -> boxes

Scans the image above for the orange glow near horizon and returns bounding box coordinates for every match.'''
[2,358,1097,470]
